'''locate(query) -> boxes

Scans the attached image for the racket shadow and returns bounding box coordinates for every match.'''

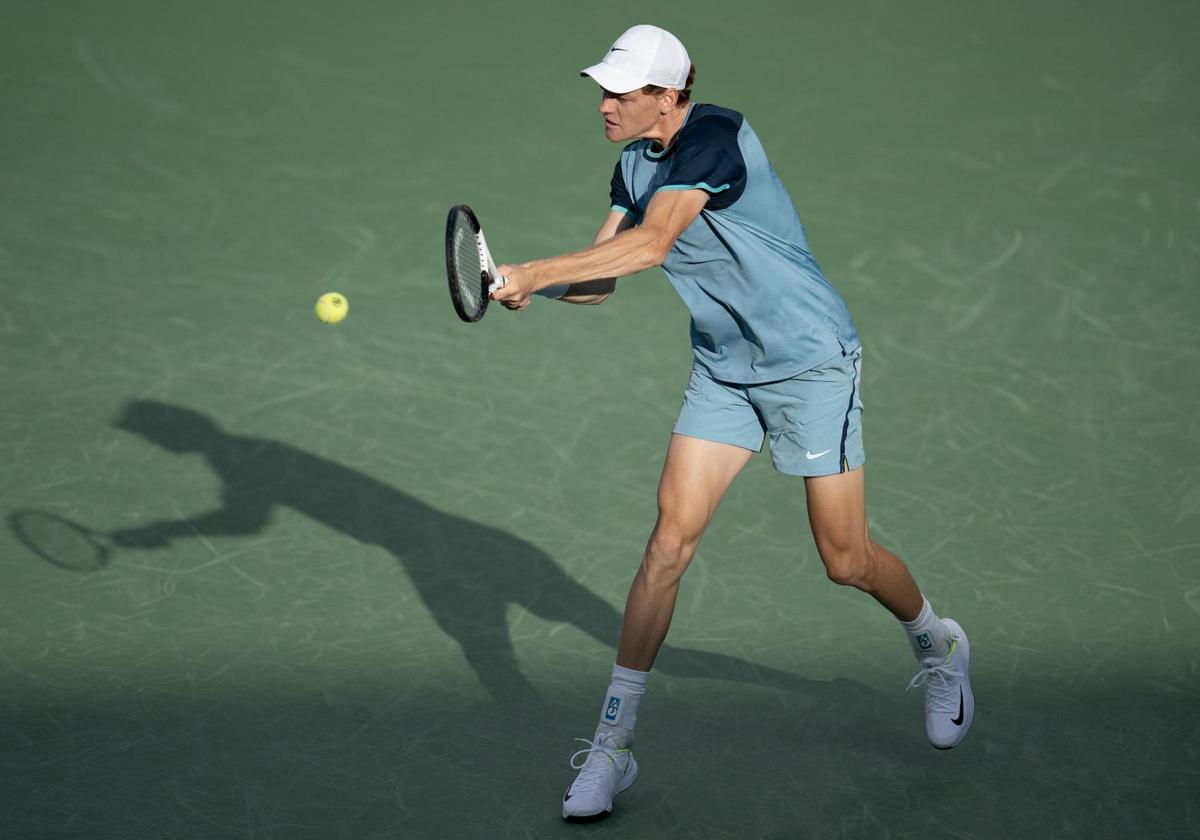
[8,509,113,573]
[108,399,850,708]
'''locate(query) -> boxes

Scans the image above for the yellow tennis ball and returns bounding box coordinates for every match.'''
[315,292,348,324]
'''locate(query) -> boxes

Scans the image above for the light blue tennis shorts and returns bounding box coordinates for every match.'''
[672,346,864,477]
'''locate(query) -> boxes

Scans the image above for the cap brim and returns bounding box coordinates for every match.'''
[579,62,646,94]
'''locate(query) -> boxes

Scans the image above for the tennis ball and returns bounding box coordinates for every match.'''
[315,292,348,324]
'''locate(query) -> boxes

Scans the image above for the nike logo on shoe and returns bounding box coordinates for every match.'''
[805,449,831,460]
[951,687,964,726]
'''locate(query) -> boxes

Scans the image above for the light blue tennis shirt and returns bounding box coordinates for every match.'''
[610,103,860,383]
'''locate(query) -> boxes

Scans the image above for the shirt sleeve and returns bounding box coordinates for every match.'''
[656,116,747,211]
[609,160,633,215]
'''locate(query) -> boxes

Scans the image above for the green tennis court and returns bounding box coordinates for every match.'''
[2,1,1197,837]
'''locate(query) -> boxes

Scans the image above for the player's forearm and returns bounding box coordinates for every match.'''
[527,227,665,291]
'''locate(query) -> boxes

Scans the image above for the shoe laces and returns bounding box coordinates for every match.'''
[905,639,962,714]
[568,736,628,795]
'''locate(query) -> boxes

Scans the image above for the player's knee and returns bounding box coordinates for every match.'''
[642,526,699,586]
[817,541,873,589]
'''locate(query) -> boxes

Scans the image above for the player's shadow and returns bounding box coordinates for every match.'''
[108,400,842,708]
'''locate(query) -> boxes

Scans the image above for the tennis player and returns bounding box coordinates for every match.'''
[491,24,975,823]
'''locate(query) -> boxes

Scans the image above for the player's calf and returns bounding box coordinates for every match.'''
[810,534,977,751]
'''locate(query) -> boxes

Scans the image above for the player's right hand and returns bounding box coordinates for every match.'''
[113,525,172,549]
[492,263,537,309]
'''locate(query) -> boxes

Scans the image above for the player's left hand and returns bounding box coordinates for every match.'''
[492,263,536,310]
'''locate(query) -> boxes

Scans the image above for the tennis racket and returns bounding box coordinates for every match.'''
[9,510,113,572]
[445,204,506,322]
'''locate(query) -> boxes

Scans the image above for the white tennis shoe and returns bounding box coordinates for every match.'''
[561,730,638,822]
[907,618,974,749]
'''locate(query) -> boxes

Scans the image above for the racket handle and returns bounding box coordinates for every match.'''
[480,229,506,295]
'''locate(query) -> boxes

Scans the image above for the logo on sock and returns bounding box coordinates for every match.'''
[604,696,621,723]
[916,632,933,651]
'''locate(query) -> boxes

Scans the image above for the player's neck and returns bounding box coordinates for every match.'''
[646,103,692,152]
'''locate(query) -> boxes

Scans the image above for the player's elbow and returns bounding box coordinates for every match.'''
[645,239,671,268]
[638,229,672,268]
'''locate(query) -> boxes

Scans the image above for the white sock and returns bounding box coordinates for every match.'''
[901,597,951,661]
[595,664,648,747]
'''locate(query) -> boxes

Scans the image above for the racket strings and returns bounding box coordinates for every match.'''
[452,215,484,313]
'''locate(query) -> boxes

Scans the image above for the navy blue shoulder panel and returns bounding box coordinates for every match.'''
[609,159,633,213]
[688,103,744,129]
[608,141,645,214]
[655,104,747,211]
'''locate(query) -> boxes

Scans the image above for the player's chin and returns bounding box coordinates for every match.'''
[603,123,624,142]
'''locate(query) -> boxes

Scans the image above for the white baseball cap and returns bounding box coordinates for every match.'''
[580,25,691,94]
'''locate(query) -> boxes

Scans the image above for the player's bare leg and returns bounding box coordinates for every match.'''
[804,464,974,749]
[616,433,753,671]
[562,434,751,822]
[803,464,922,621]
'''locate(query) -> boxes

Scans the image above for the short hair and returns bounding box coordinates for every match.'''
[642,63,695,105]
